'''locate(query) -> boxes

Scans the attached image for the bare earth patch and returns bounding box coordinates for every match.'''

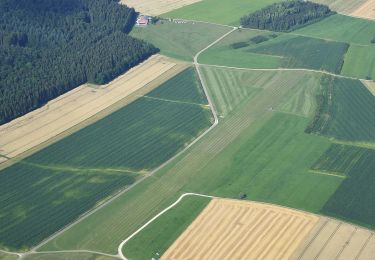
[0,55,187,167]
[362,80,375,96]
[121,0,201,16]
[162,198,319,260]
[351,0,375,20]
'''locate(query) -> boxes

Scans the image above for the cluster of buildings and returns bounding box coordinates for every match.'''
[136,15,152,26]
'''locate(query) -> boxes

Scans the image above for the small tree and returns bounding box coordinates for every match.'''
[239,192,247,199]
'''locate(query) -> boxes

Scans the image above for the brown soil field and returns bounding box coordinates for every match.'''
[312,0,368,13]
[352,0,375,20]
[362,80,375,96]
[121,0,202,16]
[161,198,319,260]
[0,55,187,168]
[291,218,375,260]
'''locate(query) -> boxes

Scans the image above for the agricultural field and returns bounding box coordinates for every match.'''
[351,0,375,20]
[0,163,139,250]
[295,14,375,45]
[24,68,211,171]
[0,55,183,167]
[363,80,375,95]
[0,67,212,251]
[199,30,349,73]
[311,0,367,14]
[23,253,117,260]
[306,76,375,142]
[292,217,375,259]
[318,144,375,228]
[200,66,321,117]
[121,0,202,16]
[123,196,210,259]
[341,45,375,80]
[162,198,319,260]
[163,0,283,25]
[249,35,348,73]
[130,21,231,61]
[41,69,344,254]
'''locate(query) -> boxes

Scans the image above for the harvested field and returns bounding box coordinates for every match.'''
[121,0,201,16]
[162,198,319,260]
[291,217,375,260]
[362,80,375,96]
[0,55,185,167]
[352,0,375,20]
[311,0,367,14]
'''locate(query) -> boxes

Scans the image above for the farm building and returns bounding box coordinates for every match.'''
[136,15,152,26]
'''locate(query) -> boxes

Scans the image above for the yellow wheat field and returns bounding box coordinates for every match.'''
[162,198,319,260]
[121,0,201,16]
[352,0,375,20]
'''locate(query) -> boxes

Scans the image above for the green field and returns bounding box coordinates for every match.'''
[199,30,348,72]
[130,21,231,61]
[200,66,321,117]
[317,144,375,228]
[23,253,117,260]
[41,69,343,254]
[163,0,283,26]
[123,196,210,259]
[27,69,212,172]
[0,68,212,251]
[341,45,375,80]
[0,252,17,260]
[0,163,138,250]
[306,76,375,142]
[295,14,375,45]
[250,35,349,73]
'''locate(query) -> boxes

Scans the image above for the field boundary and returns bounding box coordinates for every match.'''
[0,57,189,172]
[199,64,364,81]
[119,193,375,260]
[11,26,234,256]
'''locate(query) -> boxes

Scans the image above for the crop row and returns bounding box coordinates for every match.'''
[0,163,137,250]
[321,144,375,228]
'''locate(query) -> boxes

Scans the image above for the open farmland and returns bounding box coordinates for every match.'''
[200,66,321,117]
[163,0,283,26]
[162,198,319,260]
[41,69,343,254]
[23,252,117,260]
[363,80,375,95]
[292,217,375,260]
[352,0,375,20]
[341,45,375,80]
[295,14,375,45]
[0,163,139,250]
[311,0,368,14]
[199,30,349,72]
[0,55,183,167]
[25,67,211,171]
[121,0,202,16]
[0,67,212,251]
[306,76,375,142]
[316,144,375,228]
[130,21,231,61]
[123,196,210,259]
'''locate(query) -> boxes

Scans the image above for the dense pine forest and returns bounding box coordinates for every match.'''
[240,0,334,32]
[0,0,158,124]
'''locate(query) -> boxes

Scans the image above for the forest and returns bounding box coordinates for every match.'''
[0,0,158,124]
[240,0,334,32]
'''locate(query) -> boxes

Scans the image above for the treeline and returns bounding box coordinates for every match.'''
[0,0,158,124]
[240,0,334,32]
